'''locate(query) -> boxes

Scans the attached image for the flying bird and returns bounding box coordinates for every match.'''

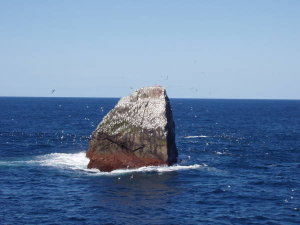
[161,75,168,80]
[51,89,55,94]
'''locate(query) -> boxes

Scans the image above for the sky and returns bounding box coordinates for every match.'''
[0,0,299,99]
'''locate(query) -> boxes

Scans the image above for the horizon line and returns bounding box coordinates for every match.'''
[0,95,299,101]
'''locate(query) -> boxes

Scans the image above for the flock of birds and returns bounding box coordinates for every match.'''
[48,72,208,97]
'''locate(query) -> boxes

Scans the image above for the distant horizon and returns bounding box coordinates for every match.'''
[1,95,299,101]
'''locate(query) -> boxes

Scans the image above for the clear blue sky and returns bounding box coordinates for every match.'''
[0,0,299,99]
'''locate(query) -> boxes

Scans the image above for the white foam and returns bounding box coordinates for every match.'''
[184,135,208,139]
[30,152,95,171]
[216,151,225,155]
[29,151,206,176]
[106,164,205,175]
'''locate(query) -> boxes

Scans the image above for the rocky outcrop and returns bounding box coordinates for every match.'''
[86,86,178,172]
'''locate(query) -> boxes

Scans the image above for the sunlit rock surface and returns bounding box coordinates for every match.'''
[86,86,178,172]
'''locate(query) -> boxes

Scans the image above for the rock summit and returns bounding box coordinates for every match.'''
[86,86,178,172]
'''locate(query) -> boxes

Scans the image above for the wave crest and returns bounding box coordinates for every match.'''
[184,135,208,139]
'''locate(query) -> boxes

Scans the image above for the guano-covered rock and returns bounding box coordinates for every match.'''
[86,86,178,172]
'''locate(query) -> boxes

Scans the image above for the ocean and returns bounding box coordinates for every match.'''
[0,97,299,225]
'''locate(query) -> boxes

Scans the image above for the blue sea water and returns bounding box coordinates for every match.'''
[0,97,299,225]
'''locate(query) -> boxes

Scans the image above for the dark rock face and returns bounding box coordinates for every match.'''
[86,86,178,172]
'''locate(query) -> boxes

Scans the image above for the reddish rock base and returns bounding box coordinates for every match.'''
[86,150,166,172]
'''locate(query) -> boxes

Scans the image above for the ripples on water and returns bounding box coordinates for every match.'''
[0,97,299,225]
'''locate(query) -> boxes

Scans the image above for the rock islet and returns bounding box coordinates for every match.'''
[86,86,178,172]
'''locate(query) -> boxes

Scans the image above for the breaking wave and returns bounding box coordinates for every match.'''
[184,135,208,138]
[28,152,206,176]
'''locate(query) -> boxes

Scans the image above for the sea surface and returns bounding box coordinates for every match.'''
[0,97,299,225]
